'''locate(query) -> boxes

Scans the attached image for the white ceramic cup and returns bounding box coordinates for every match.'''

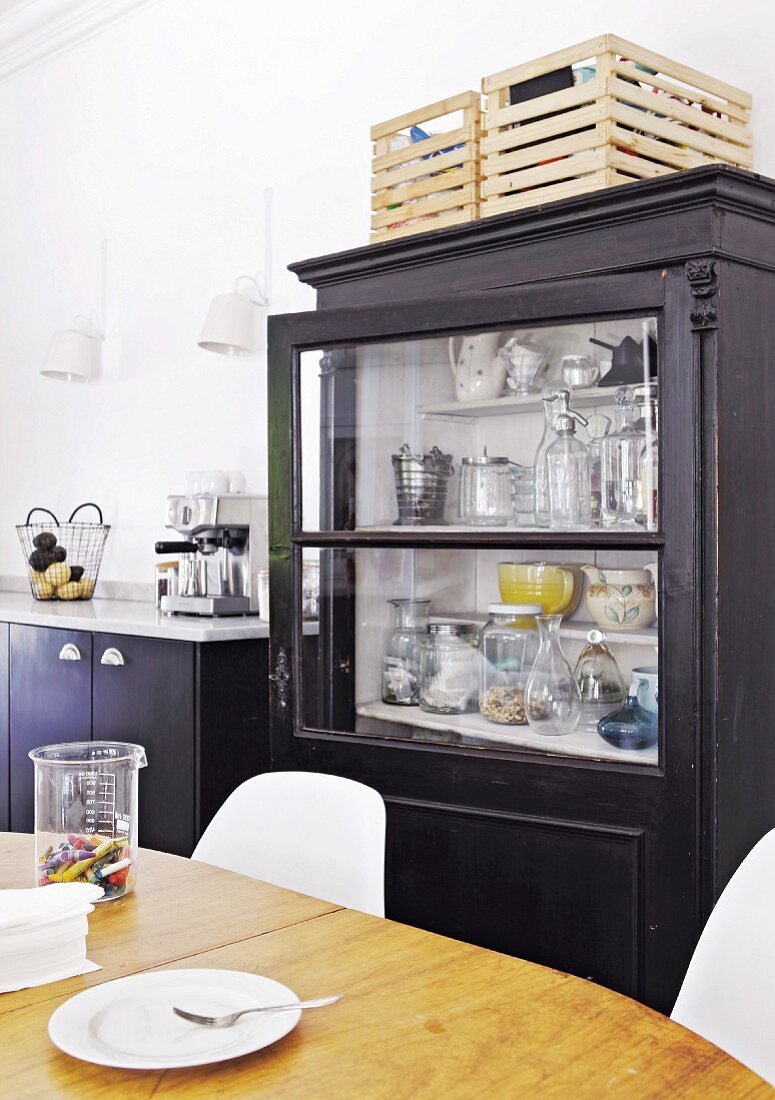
[632,665,658,714]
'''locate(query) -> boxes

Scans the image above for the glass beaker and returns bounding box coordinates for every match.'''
[586,413,611,528]
[525,614,581,735]
[29,742,148,902]
[382,598,431,706]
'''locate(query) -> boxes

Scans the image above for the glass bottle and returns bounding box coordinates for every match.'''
[479,603,542,725]
[597,680,658,750]
[637,384,659,531]
[525,613,581,735]
[601,387,639,529]
[586,413,611,528]
[546,412,591,530]
[573,629,626,735]
[533,386,571,527]
[382,598,430,706]
[419,622,480,715]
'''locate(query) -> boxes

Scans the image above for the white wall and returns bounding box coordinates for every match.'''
[0,0,769,588]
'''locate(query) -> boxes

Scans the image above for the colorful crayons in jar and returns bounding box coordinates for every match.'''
[37,833,134,899]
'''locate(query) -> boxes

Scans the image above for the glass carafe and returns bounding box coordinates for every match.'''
[533,386,571,527]
[29,742,148,901]
[573,629,626,735]
[546,412,591,530]
[382,598,431,705]
[586,413,611,528]
[598,387,646,528]
[637,385,659,531]
[525,614,581,735]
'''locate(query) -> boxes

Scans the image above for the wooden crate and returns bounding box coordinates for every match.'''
[370,91,481,243]
[481,35,752,217]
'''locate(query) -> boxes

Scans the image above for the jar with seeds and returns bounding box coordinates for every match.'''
[479,604,542,725]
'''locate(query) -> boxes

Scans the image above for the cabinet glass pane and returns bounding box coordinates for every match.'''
[300,317,659,533]
[301,546,660,767]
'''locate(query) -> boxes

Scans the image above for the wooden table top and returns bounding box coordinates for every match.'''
[0,833,768,1098]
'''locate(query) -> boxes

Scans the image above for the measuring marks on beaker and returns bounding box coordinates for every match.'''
[82,771,117,836]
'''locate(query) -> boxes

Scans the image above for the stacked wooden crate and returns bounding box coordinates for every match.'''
[480,34,752,216]
[370,92,481,243]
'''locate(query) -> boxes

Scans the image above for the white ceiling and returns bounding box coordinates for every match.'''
[0,0,158,84]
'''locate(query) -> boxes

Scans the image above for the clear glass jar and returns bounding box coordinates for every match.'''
[29,742,147,901]
[573,629,626,735]
[302,560,320,619]
[546,413,591,530]
[479,603,542,724]
[459,451,514,526]
[382,598,431,706]
[419,622,480,715]
[525,613,581,735]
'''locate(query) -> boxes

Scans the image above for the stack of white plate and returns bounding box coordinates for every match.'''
[0,883,102,993]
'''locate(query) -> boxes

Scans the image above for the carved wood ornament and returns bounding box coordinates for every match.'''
[686,259,719,330]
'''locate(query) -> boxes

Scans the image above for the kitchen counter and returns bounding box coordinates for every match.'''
[0,592,305,643]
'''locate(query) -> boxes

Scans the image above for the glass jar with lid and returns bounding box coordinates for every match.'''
[459,449,515,526]
[382,598,431,706]
[419,622,480,715]
[479,603,542,725]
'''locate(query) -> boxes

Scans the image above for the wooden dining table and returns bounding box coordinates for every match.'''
[0,832,768,1098]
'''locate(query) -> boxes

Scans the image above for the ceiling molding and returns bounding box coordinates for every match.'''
[0,0,159,84]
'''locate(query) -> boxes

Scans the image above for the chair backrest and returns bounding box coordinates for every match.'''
[671,827,775,1085]
[191,771,386,917]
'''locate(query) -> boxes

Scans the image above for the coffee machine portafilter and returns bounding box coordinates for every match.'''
[156,494,268,616]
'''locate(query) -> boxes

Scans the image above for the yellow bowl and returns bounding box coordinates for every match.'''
[498,562,583,618]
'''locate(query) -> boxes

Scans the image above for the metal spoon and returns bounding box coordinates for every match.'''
[173,994,342,1028]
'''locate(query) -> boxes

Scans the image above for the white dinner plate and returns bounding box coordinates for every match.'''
[48,969,301,1069]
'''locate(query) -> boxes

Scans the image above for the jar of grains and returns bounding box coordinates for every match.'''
[479,603,542,725]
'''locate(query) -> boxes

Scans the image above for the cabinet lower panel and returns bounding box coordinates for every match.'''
[385,798,643,999]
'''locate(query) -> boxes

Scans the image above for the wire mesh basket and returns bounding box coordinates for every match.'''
[16,503,110,601]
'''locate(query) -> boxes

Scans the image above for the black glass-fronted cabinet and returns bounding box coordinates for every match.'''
[268,167,775,1012]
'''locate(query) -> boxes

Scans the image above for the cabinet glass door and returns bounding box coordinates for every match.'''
[286,311,665,768]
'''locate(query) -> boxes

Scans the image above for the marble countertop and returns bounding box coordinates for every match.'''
[0,592,302,643]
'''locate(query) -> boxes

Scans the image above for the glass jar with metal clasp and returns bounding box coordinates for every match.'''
[459,449,531,527]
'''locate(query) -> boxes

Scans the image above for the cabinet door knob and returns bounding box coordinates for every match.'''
[58,643,82,662]
[100,647,126,666]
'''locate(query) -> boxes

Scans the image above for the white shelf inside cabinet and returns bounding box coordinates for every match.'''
[418,386,619,419]
[356,700,658,766]
[439,612,659,649]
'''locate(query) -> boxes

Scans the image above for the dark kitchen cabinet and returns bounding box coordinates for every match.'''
[4,622,269,856]
[0,624,9,831]
[268,166,775,1013]
[9,625,92,832]
[92,634,195,858]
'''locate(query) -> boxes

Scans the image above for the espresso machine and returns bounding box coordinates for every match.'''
[156,494,268,616]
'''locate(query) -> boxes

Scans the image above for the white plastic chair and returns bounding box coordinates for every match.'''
[671,827,775,1085]
[191,771,386,917]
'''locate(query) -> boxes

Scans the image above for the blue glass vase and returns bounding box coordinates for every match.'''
[598,692,657,751]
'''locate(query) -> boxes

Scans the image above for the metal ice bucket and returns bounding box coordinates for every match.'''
[392,444,454,526]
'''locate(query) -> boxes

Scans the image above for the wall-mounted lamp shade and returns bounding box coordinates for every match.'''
[40,329,100,382]
[198,292,256,356]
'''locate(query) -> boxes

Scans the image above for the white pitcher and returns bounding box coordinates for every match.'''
[448,333,505,402]
[581,564,657,631]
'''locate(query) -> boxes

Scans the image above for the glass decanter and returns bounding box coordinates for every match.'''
[525,614,581,735]
[382,598,430,706]
[546,411,591,530]
[573,629,626,735]
[601,387,638,529]
[586,413,611,528]
[533,386,571,527]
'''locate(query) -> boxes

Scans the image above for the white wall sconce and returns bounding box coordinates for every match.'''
[41,240,107,383]
[198,189,272,358]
